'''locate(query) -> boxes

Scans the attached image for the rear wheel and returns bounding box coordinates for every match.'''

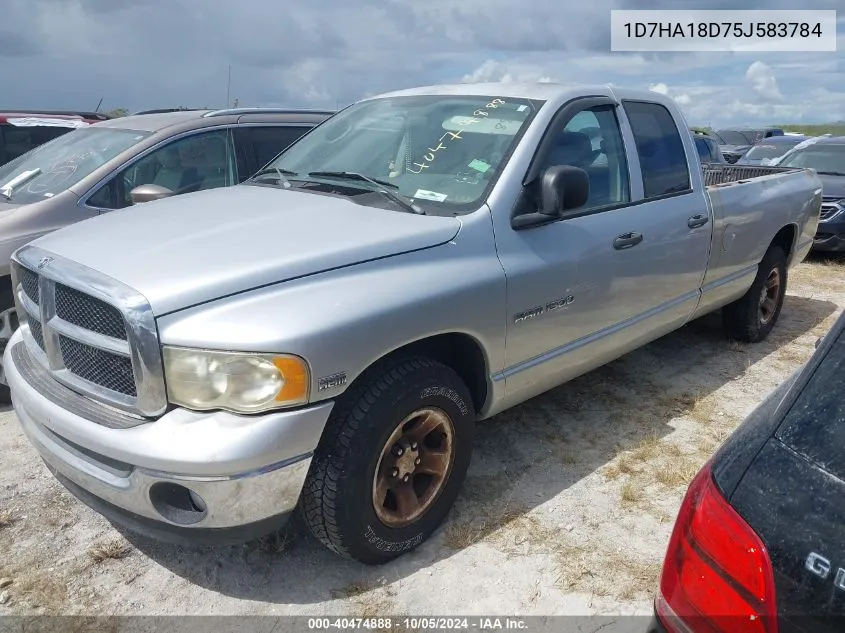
[722,245,787,343]
[300,356,475,564]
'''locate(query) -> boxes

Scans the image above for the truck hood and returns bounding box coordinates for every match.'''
[30,185,462,315]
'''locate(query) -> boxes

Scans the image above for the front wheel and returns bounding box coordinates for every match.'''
[0,279,18,404]
[722,244,787,343]
[300,356,475,564]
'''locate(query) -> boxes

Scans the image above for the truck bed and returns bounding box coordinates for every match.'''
[703,164,805,188]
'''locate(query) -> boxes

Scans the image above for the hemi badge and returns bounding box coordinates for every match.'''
[318,371,347,391]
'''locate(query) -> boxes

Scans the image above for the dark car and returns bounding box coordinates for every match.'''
[650,308,845,633]
[693,133,727,164]
[715,127,785,163]
[0,110,110,165]
[775,136,845,252]
[737,135,810,166]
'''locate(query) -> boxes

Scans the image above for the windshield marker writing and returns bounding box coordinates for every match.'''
[407,99,506,175]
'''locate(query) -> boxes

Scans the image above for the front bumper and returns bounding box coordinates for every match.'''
[813,233,845,252]
[4,332,334,545]
[813,211,845,252]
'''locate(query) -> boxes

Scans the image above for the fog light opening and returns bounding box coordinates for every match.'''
[148,482,208,525]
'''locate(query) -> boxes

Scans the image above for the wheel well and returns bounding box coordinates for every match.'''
[376,333,489,414]
[771,224,796,261]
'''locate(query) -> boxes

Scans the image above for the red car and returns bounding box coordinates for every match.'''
[0,110,109,165]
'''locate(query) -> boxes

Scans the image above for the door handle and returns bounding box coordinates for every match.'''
[613,232,643,250]
[688,214,709,229]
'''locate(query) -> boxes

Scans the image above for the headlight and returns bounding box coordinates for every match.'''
[162,347,310,413]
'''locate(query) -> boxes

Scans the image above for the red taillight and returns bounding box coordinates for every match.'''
[656,463,778,633]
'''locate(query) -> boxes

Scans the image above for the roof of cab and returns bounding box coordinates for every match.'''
[364,82,679,109]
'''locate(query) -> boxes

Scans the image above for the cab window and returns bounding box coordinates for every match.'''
[88,129,236,210]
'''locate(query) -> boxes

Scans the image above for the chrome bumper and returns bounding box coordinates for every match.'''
[5,331,334,542]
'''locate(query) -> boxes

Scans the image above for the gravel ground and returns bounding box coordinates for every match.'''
[0,254,843,619]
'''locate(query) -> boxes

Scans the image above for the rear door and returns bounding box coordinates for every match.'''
[231,125,313,180]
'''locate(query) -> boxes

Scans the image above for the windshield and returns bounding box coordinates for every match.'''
[0,127,151,204]
[715,130,753,145]
[778,144,845,174]
[262,94,540,214]
[744,141,802,161]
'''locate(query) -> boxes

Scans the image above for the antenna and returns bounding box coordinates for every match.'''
[226,65,232,108]
[94,97,103,112]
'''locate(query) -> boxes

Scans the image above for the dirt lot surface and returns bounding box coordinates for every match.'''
[0,256,843,619]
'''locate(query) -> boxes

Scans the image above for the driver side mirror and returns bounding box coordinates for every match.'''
[512,165,590,230]
[130,184,174,205]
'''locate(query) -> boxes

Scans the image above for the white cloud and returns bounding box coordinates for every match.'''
[1,0,843,127]
[745,61,783,101]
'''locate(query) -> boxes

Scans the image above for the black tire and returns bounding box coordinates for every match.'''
[300,356,475,564]
[0,277,15,405]
[722,244,787,343]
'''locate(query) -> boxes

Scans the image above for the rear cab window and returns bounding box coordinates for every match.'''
[622,101,691,198]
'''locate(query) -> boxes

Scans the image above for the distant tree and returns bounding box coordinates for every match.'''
[778,123,845,136]
[106,107,129,118]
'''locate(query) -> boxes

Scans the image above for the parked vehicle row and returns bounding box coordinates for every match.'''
[1,82,822,565]
[713,127,785,163]
[736,134,809,166]
[0,107,332,398]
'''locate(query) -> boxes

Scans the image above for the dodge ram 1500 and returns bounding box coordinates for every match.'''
[4,82,822,564]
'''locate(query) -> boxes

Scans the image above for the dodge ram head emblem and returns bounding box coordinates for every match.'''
[37,256,54,270]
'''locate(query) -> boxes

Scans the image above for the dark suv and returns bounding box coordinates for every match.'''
[0,110,110,165]
[0,107,332,396]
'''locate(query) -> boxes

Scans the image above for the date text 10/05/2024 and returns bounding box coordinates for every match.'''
[307,618,528,630]
[623,22,823,39]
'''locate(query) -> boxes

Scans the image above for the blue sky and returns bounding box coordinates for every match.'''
[1,0,843,126]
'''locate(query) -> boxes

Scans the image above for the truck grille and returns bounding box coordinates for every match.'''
[10,246,167,418]
[55,284,127,339]
[58,336,137,397]
[19,266,40,305]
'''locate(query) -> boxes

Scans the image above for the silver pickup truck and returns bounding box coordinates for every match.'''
[4,83,821,565]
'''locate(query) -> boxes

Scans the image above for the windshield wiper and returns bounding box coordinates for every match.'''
[816,171,845,177]
[249,167,298,188]
[307,171,425,215]
[0,168,42,200]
